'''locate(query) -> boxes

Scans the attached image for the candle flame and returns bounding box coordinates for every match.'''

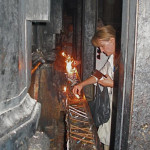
[66,60,73,73]
[67,55,71,59]
[62,52,65,56]
[63,86,67,92]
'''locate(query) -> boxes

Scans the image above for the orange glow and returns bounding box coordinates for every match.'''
[31,62,41,75]
[18,61,22,71]
[83,95,86,100]
[18,57,25,72]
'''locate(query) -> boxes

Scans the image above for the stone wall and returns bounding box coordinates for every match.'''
[114,0,150,149]
[128,1,150,149]
[0,0,51,149]
[82,0,97,101]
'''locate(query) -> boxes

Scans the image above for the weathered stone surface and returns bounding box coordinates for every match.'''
[82,0,97,101]
[82,0,97,80]
[0,0,26,101]
[28,131,50,150]
[50,0,63,34]
[128,1,150,149]
[0,94,41,150]
[0,0,53,149]
[26,0,51,21]
[0,94,38,138]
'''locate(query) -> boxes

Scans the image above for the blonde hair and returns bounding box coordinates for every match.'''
[92,25,116,47]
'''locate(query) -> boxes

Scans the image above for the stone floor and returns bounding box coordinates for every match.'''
[28,131,50,150]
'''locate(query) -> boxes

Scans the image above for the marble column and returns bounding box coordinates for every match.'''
[82,0,97,101]
[128,1,150,149]
[114,0,150,149]
[0,0,51,149]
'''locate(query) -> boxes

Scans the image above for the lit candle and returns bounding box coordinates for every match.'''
[63,86,67,92]
[62,52,66,57]
[75,94,80,99]
[66,60,72,73]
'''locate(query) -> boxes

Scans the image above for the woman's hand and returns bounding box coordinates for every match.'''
[73,83,83,95]
[98,74,114,88]
[73,76,98,95]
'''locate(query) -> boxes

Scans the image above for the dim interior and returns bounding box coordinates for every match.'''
[28,0,122,149]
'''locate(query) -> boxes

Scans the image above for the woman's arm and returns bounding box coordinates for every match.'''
[98,74,114,88]
[73,76,97,95]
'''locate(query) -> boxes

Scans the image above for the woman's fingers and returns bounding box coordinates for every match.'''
[98,79,106,87]
[73,84,82,95]
[98,75,113,87]
[73,86,78,94]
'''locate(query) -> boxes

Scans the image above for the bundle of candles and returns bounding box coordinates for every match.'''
[61,51,81,105]
[61,51,100,149]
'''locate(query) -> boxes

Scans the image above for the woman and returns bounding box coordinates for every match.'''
[73,25,116,150]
